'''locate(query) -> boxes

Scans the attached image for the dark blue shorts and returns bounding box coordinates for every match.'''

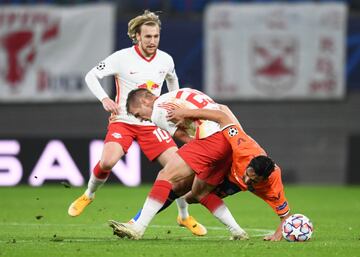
[215,177,241,198]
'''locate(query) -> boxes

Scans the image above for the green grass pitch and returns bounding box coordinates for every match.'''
[0,185,359,257]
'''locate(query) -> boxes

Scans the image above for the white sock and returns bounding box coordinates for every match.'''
[84,173,107,198]
[135,197,164,233]
[213,205,245,235]
[176,197,189,219]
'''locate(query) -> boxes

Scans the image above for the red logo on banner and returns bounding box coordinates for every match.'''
[250,37,298,94]
[0,13,59,89]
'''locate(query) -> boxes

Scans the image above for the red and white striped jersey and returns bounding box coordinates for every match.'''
[151,88,221,139]
[86,45,179,125]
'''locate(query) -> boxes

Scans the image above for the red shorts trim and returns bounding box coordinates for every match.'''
[177,132,232,186]
[104,122,177,161]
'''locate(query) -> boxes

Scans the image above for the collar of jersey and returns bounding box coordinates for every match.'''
[134,45,157,62]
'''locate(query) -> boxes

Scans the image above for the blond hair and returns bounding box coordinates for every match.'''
[128,10,161,44]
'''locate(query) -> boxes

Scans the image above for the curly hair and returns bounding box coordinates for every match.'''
[248,156,275,179]
[128,10,162,44]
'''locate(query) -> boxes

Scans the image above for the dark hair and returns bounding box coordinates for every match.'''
[126,88,153,114]
[248,155,275,179]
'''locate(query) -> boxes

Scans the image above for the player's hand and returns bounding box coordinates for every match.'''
[166,107,189,126]
[263,232,282,241]
[101,97,120,115]
[263,218,286,241]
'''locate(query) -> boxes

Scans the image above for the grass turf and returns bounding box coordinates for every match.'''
[0,185,359,257]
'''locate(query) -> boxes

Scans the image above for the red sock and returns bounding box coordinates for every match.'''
[93,162,111,179]
[199,193,224,213]
[148,180,172,204]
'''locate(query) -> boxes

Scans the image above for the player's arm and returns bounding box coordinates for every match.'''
[173,128,193,143]
[252,176,290,241]
[218,104,241,126]
[165,58,179,91]
[167,108,233,129]
[85,52,120,114]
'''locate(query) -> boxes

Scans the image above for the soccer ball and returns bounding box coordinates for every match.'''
[282,214,313,242]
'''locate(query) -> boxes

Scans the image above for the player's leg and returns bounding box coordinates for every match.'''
[109,153,194,239]
[156,146,207,236]
[132,126,206,235]
[68,142,125,217]
[175,133,247,239]
[129,174,194,223]
[109,131,229,238]
[191,177,248,240]
[68,122,133,217]
[87,141,125,197]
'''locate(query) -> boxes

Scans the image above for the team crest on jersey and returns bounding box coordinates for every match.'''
[228,127,238,137]
[96,62,105,70]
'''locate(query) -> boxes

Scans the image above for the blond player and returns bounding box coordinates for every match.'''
[67,10,206,236]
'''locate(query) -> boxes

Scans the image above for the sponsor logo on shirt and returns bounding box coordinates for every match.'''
[138,81,160,92]
[111,132,122,139]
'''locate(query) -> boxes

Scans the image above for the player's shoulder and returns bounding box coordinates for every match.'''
[267,166,282,184]
[114,47,133,56]
[156,49,174,62]
[103,49,127,61]
[155,90,173,102]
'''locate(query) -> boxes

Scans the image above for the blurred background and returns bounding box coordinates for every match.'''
[0,0,359,187]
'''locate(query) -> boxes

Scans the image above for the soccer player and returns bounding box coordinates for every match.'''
[166,105,292,241]
[108,88,249,240]
[67,10,206,236]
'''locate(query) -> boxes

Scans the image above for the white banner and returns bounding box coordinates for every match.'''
[0,4,115,102]
[204,3,348,100]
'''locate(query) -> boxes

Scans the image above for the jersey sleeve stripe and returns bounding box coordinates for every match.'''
[115,76,120,104]
[221,123,236,131]
[278,210,290,218]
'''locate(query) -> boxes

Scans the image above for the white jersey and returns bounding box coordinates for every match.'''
[85,45,179,126]
[151,88,221,139]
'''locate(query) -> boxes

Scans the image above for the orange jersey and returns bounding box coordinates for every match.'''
[222,124,290,217]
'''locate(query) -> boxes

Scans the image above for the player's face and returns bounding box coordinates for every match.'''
[136,24,160,57]
[129,100,153,122]
[243,167,264,185]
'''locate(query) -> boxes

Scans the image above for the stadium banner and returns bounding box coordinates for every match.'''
[0,139,161,187]
[0,4,115,102]
[204,3,348,100]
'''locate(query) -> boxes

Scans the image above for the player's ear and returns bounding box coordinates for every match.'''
[139,97,148,105]
[136,32,141,42]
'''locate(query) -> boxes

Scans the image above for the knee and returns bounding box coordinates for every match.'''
[191,191,203,202]
[99,159,116,171]
[156,168,172,181]
[172,181,189,196]
[185,194,199,204]
[191,187,210,202]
